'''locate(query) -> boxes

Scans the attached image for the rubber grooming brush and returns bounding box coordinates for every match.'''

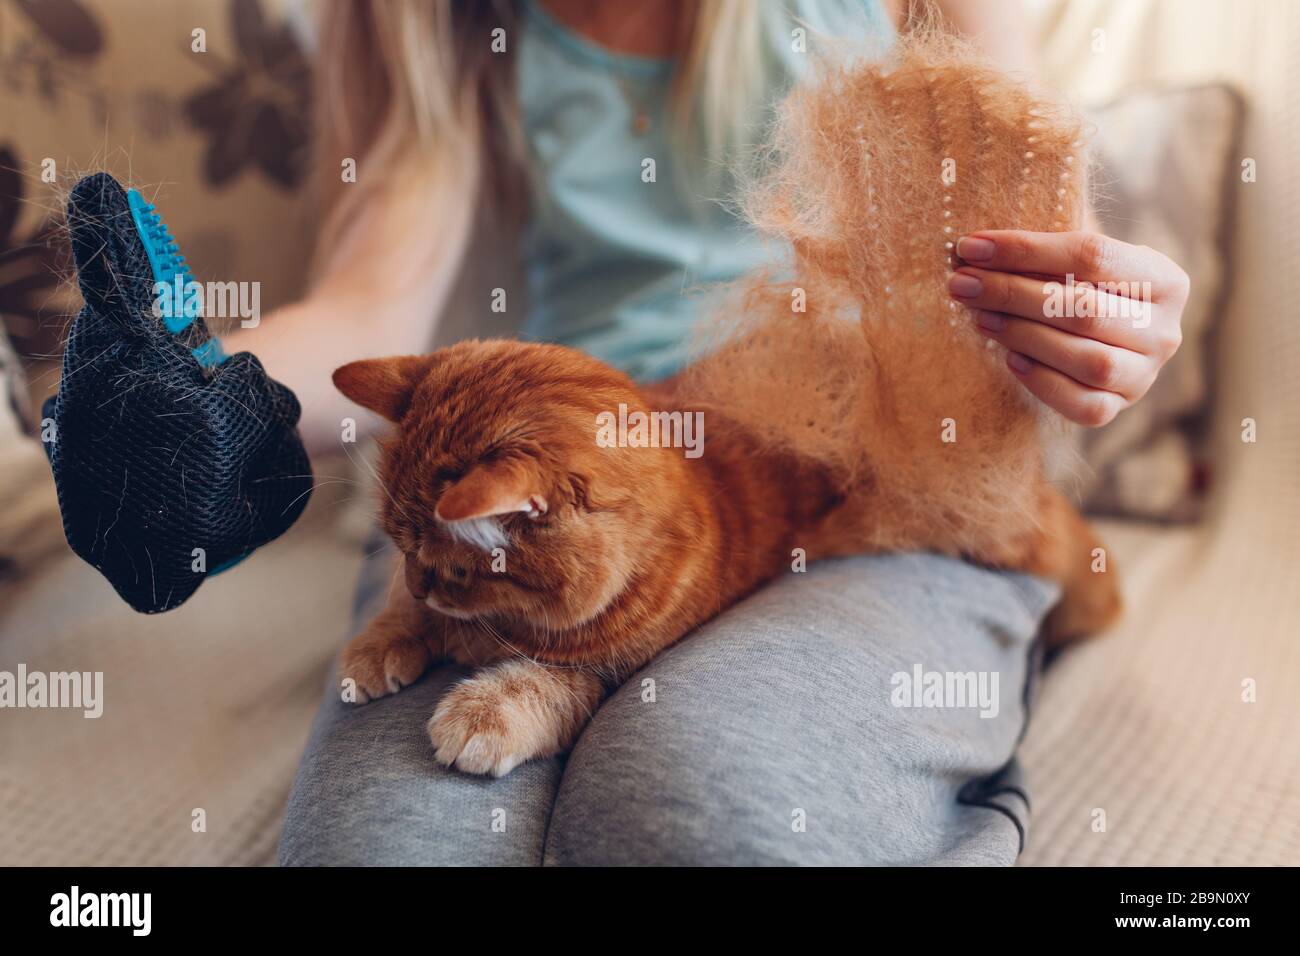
[42,173,313,613]
[126,187,226,366]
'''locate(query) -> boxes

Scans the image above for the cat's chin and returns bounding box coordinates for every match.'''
[423,596,478,621]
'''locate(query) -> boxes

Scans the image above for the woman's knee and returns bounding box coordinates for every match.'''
[279,662,561,866]
[543,554,1047,865]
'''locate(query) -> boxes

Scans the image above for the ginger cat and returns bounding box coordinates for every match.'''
[332,38,1121,777]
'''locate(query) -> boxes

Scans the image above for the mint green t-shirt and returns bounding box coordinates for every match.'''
[516,0,895,381]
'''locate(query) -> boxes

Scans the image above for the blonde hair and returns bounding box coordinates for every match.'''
[313,0,770,270]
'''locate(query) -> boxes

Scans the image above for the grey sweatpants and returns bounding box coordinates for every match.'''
[279,538,1057,865]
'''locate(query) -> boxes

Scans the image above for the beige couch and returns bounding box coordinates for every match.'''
[1016,0,1300,865]
[0,0,1295,865]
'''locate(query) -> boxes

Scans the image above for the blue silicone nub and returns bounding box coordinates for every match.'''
[210,554,248,575]
[126,188,226,368]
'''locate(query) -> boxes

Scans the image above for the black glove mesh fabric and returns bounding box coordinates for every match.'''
[42,173,312,613]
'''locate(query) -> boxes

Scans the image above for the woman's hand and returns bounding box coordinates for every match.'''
[947,230,1189,427]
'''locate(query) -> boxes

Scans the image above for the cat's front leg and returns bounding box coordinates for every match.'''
[428,661,606,777]
[338,585,437,704]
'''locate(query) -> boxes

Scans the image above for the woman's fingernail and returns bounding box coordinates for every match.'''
[949,272,982,298]
[975,310,1004,333]
[1007,351,1033,374]
[957,236,995,261]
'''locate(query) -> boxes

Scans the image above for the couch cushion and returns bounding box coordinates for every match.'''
[1072,84,1243,521]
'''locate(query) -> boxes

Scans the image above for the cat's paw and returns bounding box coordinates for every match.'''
[427,674,550,777]
[338,626,432,704]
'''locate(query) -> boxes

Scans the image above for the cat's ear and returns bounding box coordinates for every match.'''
[332,355,435,422]
[435,459,548,523]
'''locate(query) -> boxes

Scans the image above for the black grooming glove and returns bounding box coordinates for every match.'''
[42,173,312,613]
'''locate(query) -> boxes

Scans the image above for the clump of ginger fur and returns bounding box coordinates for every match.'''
[681,27,1090,556]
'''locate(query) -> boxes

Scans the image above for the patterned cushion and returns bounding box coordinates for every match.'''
[0,0,313,368]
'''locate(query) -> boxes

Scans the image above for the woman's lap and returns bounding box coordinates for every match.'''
[279,542,1058,866]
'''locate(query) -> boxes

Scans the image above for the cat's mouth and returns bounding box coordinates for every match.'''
[424,595,477,620]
